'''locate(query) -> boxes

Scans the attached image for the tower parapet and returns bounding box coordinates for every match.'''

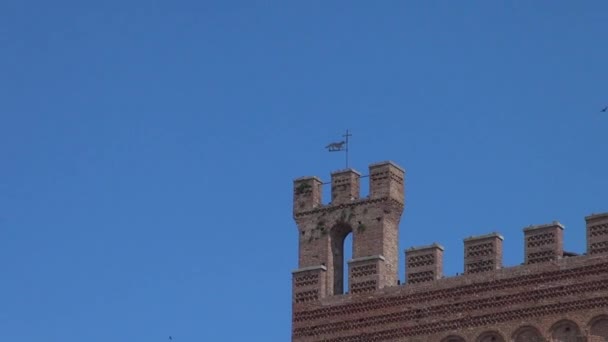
[369,161,404,202]
[330,169,361,205]
[293,176,322,214]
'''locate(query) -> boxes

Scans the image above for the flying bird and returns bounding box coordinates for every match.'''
[601,106,607,112]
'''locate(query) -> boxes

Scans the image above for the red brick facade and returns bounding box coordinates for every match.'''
[292,161,608,341]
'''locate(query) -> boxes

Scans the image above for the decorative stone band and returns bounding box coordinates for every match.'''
[586,212,608,221]
[293,197,403,219]
[368,160,405,173]
[463,232,505,242]
[292,265,328,274]
[348,255,386,263]
[523,221,565,232]
[405,243,445,252]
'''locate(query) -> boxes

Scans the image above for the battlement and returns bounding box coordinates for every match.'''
[291,161,608,342]
[463,232,503,274]
[292,211,608,341]
[524,221,564,264]
[405,243,444,284]
[586,212,608,255]
[292,176,323,213]
[293,161,405,218]
[292,160,608,300]
[368,161,404,202]
[401,216,606,286]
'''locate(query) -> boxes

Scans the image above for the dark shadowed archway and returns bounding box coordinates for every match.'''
[330,221,352,295]
[512,325,543,342]
[589,315,608,341]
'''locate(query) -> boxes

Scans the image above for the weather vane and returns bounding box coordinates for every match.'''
[325,129,352,168]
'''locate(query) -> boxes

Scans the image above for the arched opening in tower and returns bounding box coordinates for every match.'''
[330,222,352,295]
[343,233,353,293]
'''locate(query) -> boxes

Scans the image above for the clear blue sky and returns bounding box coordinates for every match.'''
[1,1,607,341]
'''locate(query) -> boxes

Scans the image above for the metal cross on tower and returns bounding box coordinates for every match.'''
[325,129,352,169]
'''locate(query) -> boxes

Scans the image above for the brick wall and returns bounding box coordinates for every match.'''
[292,161,608,341]
[293,255,608,341]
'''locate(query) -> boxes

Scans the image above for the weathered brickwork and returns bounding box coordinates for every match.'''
[524,223,564,265]
[293,162,405,297]
[464,233,503,274]
[292,161,608,341]
[405,244,443,284]
[587,213,608,256]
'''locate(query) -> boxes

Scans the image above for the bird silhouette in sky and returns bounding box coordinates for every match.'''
[602,106,607,112]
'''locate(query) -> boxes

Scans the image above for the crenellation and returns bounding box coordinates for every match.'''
[463,232,503,274]
[405,243,444,284]
[524,221,564,264]
[291,160,608,341]
[330,169,361,205]
[292,265,327,304]
[293,176,323,215]
[369,161,405,204]
[348,255,385,294]
[586,212,608,256]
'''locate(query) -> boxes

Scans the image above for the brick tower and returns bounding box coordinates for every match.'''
[291,161,608,342]
[292,161,404,300]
